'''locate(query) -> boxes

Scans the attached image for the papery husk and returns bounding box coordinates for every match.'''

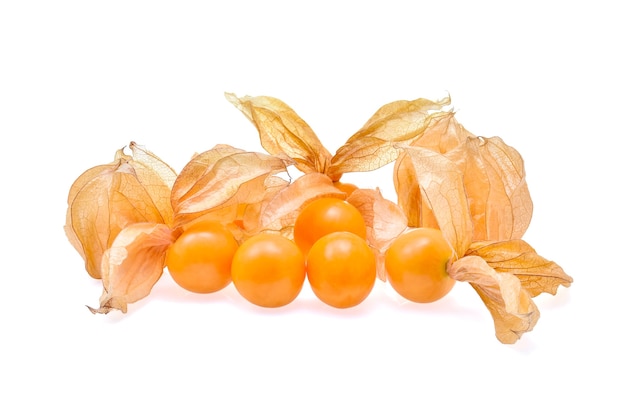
[124,142,177,226]
[256,172,346,238]
[393,113,466,228]
[170,144,291,233]
[399,145,474,260]
[470,136,533,240]
[394,110,568,344]
[346,188,408,280]
[65,142,176,279]
[448,255,540,344]
[328,97,451,180]
[404,111,470,153]
[445,135,532,241]
[394,152,433,228]
[88,223,176,314]
[83,144,293,314]
[395,114,533,242]
[225,93,332,176]
[227,93,451,182]
[466,240,573,297]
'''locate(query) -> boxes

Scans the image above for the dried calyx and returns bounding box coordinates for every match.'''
[65,93,572,344]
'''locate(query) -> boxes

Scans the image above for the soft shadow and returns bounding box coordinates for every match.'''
[148,274,242,307]
[379,282,488,321]
[230,283,386,319]
[507,334,538,354]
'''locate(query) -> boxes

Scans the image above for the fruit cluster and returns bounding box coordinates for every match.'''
[166,197,454,310]
[65,93,573,344]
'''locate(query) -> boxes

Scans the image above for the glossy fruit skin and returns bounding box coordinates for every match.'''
[384,228,455,303]
[306,231,377,309]
[293,197,367,255]
[165,221,239,294]
[231,233,306,308]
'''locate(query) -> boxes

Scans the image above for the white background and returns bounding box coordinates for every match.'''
[1,1,624,397]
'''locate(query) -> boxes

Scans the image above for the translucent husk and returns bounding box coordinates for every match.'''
[64,142,176,279]
[227,93,572,343]
[66,93,573,343]
[394,110,572,343]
